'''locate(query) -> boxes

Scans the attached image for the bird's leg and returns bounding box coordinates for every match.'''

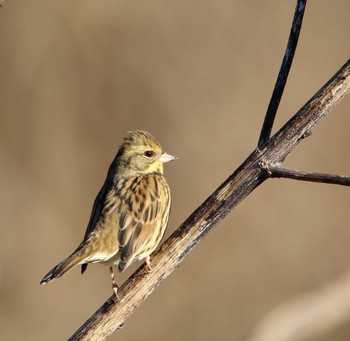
[109,266,119,296]
[145,255,153,272]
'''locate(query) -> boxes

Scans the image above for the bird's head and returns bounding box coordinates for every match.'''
[117,130,177,176]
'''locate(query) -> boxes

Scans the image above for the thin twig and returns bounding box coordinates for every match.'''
[69,60,350,341]
[266,166,350,186]
[258,0,307,148]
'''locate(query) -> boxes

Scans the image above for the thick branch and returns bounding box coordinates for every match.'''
[258,0,307,148]
[69,60,350,340]
[266,166,350,186]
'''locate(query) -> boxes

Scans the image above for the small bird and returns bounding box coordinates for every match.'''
[40,130,176,295]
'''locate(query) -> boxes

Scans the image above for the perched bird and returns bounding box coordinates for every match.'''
[40,130,176,295]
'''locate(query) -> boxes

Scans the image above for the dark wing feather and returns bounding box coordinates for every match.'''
[83,183,108,240]
[81,156,119,273]
[80,183,109,273]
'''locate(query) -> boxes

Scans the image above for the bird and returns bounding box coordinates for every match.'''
[40,130,176,295]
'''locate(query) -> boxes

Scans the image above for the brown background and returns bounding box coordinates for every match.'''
[1,1,350,340]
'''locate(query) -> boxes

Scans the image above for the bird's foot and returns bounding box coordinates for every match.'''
[109,266,120,298]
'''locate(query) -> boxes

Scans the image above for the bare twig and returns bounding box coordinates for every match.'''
[258,0,307,148]
[69,60,350,341]
[264,166,350,186]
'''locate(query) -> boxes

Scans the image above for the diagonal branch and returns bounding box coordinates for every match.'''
[69,60,350,341]
[258,0,307,148]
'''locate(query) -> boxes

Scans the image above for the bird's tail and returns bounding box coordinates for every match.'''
[40,249,87,285]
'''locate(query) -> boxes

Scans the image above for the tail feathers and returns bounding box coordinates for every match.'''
[40,252,86,285]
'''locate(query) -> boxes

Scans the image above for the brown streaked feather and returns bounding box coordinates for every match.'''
[117,173,171,272]
[40,130,175,290]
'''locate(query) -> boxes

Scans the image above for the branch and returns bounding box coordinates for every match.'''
[263,165,350,186]
[69,60,350,341]
[258,0,307,148]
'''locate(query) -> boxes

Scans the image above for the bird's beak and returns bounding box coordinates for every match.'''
[159,152,177,163]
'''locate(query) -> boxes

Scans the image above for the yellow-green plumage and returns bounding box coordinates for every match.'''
[40,130,176,293]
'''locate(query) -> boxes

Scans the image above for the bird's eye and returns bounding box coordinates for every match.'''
[144,150,155,158]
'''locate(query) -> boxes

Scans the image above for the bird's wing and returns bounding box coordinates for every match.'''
[118,174,170,272]
[80,179,112,273]
[83,182,110,239]
[83,156,120,241]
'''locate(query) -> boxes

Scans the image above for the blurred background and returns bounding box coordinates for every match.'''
[1,1,350,340]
